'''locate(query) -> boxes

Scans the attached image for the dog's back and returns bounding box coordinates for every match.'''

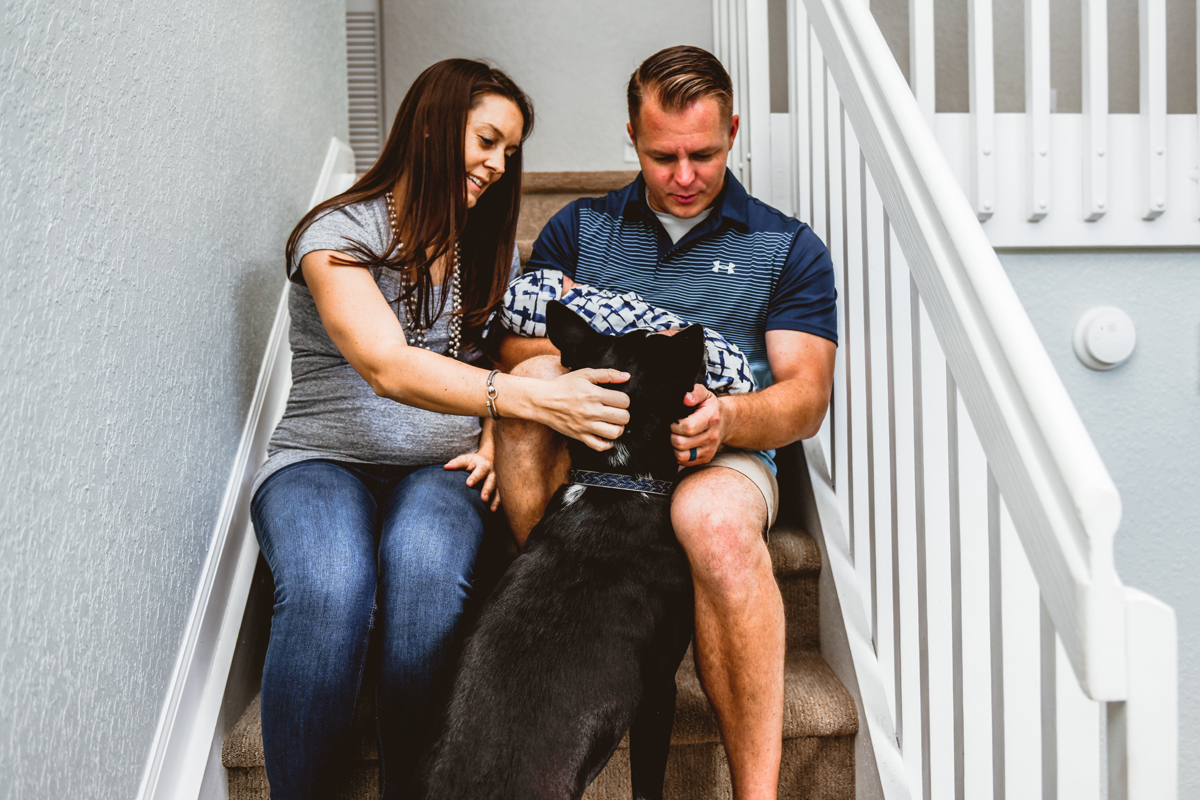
[419,303,706,800]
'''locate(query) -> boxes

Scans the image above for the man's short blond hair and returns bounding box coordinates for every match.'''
[627,46,734,132]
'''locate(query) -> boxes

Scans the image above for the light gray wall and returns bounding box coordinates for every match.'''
[999,249,1200,797]
[0,2,346,798]
[870,0,1197,113]
[380,0,713,172]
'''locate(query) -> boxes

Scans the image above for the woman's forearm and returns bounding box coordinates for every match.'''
[367,344,629,451]
[367,344,539,421]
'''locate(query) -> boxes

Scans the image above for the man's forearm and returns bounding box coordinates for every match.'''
[496,334,561,373]
[718,379,829,451]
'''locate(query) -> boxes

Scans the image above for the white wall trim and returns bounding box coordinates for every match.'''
[135,137,356,800]
[934,113,1199,247]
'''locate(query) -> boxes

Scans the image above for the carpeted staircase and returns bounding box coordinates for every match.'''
[222,173,858,799]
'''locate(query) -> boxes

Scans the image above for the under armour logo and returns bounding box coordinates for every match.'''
[712,260,736,275]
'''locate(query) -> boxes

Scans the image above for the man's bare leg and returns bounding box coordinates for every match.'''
[671,467,784,800]
[493,355,570,546]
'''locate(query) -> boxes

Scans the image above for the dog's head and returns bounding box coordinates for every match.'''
[546,301,707,476]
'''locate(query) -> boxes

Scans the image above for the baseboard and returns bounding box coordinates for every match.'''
[797,439,914,800]
[135,137,356,800]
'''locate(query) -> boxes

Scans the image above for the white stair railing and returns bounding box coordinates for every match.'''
[717,1,1178,798]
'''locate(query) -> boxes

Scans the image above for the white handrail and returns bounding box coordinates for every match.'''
[800,0,1126,698]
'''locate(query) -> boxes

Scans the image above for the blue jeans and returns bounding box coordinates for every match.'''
[251,459,490,800]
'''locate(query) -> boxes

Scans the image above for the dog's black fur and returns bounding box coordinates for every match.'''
[417,302,706,800]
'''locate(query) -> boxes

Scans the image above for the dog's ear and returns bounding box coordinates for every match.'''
[670,325,708,387]
[546,301,598,368]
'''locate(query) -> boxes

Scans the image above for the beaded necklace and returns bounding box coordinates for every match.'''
[385,191,462,358]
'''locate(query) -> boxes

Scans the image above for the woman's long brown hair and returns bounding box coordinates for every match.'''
[286,59,534,350]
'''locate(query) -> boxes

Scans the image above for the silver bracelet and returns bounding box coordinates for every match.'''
[485,369,501,420]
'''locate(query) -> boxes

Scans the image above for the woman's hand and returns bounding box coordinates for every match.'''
[530,368,631,452]
[444,451,500,512]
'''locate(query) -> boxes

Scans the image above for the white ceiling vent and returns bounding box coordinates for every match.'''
[346,0,384,175]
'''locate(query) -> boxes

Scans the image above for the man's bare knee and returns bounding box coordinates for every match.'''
[508,353,567,379]
[496,356,565,441]
[672,470,772,598]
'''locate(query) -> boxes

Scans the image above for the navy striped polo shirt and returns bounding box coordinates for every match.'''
[528,170,838,393]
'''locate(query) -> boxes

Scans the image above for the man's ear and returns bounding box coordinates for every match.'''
[546,301,596,368]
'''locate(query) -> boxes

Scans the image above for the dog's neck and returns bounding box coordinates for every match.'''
[567,407,682,482]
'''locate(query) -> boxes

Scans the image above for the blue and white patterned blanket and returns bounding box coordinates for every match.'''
[487,269,756,395]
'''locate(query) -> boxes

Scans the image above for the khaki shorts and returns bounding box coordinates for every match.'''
[678,447,780,532]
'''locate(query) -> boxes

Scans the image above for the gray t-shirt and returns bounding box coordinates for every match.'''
[252,195,518,496]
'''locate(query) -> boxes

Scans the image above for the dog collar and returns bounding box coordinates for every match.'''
[568,470,675,496]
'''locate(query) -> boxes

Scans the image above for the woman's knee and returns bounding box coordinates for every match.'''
[275,555,376,634]
[379,467,486,593]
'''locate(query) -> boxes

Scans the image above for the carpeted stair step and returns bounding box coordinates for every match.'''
[768,524,822,650]
[223,650,856,800]
[223,526,855,799]
[516,171,639,264]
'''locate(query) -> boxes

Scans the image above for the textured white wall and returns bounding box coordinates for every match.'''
[1000,250,1200,797]
[380,0,713,172]
[0,2,346,798]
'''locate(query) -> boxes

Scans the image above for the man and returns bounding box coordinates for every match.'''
[493,45,837,800]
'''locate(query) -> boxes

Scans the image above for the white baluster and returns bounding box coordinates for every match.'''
[888,230,925,795]
[1081,0,1109,221]
[1139,0,1166,220]
[957,393,996,798]
[839,124,864,557]
[969,0,996,221]
[713,0,728,71]
[917,302,956,799]
[811,49,829,257]
[736,0,753,187]
[1118,589,1177,799]
[788,0,811,222]
[747,0,772,197]
[1026,0,1051,221]
[909,0,935,126]
[1054,621,1102,797]
[868,194,896,728]
[1000,496,1043,798]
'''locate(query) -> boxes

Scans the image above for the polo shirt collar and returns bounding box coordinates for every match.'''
[622,169,752,234]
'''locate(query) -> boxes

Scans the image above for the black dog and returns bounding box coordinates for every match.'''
[418,302,706,800]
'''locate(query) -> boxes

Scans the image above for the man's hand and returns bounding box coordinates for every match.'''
[670,383,727,466]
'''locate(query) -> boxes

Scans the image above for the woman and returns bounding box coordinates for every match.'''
[250,60,630,799]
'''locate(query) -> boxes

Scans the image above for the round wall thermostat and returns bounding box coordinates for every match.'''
[1073,307,1136,371]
